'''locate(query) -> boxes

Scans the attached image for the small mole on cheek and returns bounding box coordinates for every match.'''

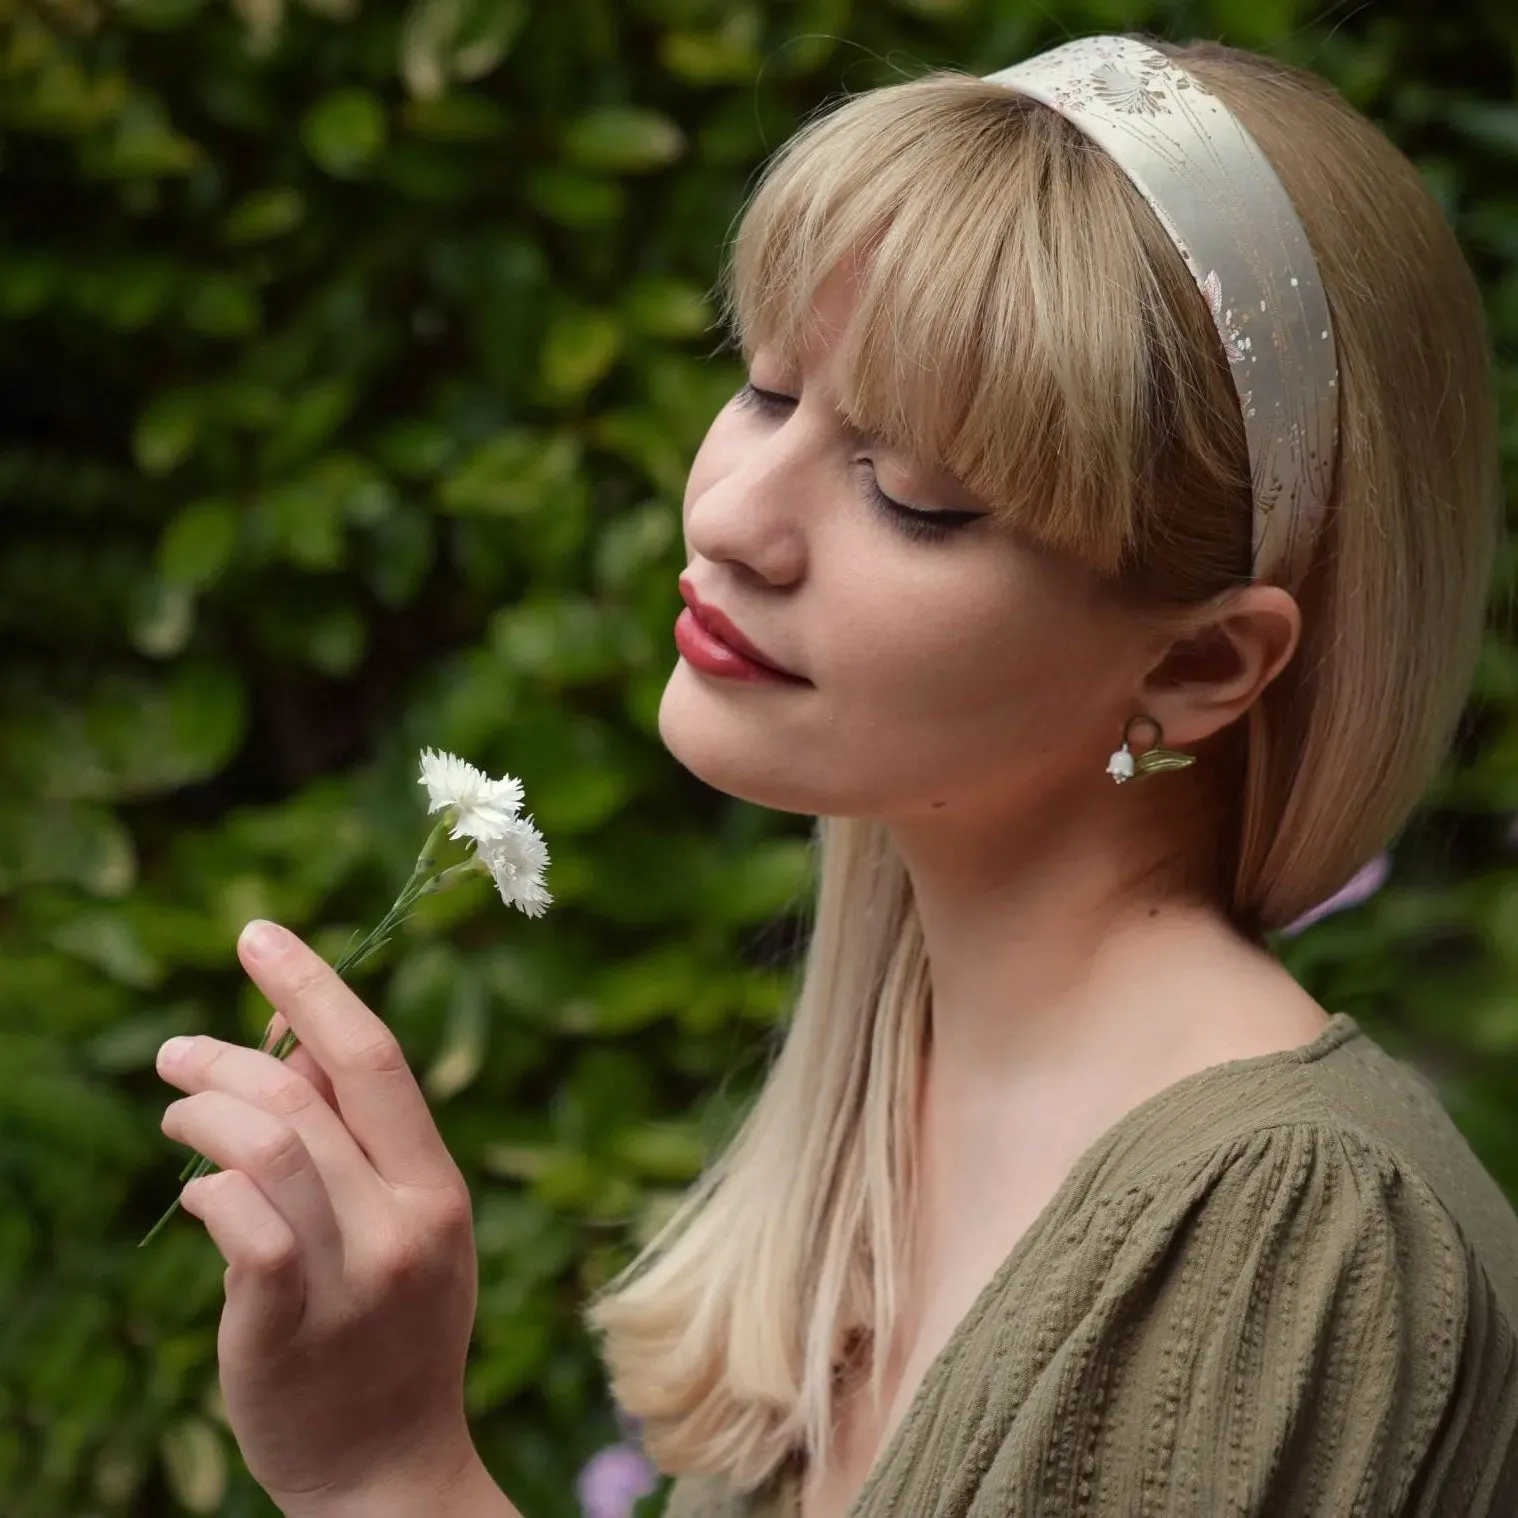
[931,800,947,810]
[1148,907,1160,917]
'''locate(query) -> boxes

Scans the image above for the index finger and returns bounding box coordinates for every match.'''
[237,919,460,1191]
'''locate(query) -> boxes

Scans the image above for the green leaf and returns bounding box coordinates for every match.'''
[184,273,261,338]
[617,1120,707,1181]
[423,973,489,1102]
[48,911,164,989]
[220,186,306,244]
[660,8,762,84]
[374,417,456,478]
[82,96,202,178]
[259,379,357,472]
[254,477,347,569]
[593,501,679,590]
[489,597,640,685]
[0,803,137,897]
[706,838,812,924]
[402,91,512,142]
[301,88,389,179]
[622,276,712,339]
[401,0,529,99]
[305,603,368,675]
[526,167,627,229]
[539,307,623,401]
[73,258,179,329]
[85,1005,197,1073]
[438,429,583,518]
[5,664,248,804]
[562,107,685,173]
[593,407,694,496]
[0,253,57,317]
[589,946,702,1032]
[132,389,202,477]
[158,498,241,590]
[452,0,530,79]
[129,578,196,659]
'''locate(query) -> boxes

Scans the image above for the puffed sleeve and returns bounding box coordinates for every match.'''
[977,1123,1494,1517]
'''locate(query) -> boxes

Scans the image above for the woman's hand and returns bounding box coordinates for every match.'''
[155,918,484,1516]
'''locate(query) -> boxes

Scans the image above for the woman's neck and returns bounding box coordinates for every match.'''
[885,792,1310,1099]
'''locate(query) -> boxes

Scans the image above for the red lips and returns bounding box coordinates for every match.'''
[675,579,805,684]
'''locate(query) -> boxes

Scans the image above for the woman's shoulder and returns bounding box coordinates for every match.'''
[1092,1011,1518,1326]
[909,1020,1518,1513]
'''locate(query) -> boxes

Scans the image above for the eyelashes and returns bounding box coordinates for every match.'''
[732,382,983,544]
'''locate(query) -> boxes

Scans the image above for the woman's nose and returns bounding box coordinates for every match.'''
[683,441,809,589]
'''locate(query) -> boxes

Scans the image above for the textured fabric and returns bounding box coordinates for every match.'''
[664,1014,1518,1517]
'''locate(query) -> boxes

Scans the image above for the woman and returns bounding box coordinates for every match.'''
[153,33,1518,1518]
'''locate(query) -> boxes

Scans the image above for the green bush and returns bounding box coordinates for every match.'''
[0,2,1515,1514]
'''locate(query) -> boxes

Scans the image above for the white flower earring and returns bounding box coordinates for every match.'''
[1106,714,1197,784]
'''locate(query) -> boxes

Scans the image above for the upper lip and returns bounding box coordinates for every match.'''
[678,579,803,680]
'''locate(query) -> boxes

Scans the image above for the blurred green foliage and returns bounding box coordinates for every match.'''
[0,0,1515,1514]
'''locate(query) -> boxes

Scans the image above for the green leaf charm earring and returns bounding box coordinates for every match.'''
[1106,715,1196,784]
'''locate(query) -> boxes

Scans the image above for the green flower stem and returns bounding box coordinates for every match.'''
[420,858,489,895]
[139,813,460,1247]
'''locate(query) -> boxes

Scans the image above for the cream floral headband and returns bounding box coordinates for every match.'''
[985,35,1340,589]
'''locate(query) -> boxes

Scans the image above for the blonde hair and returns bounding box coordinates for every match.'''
[587,38,1500,1491]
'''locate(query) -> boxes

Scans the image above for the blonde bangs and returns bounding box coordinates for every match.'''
[719,73,1204,574]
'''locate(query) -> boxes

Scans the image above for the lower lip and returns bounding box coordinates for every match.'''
[674,608,798,684]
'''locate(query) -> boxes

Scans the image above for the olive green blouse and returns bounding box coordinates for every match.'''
[665,1013,1518,1517]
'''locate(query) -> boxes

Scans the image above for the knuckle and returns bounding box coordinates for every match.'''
[197,1175,299,1274]
[244,1226,300,1277]
[257,1068,317,1118]
[338,1029,407,1076]
[366,1215,456,1290]
[373,1237,436,1290]
[424,1184,475,1237]
[248,1125,310,1183]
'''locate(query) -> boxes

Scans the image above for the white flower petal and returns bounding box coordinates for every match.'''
[475,817,552,918]
[417,748,525,842]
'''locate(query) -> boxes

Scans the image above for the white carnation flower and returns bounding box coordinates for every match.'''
[418,748,525,842]
[475,818,553,918]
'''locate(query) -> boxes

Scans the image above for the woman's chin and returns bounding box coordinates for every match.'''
[657,670,828,815]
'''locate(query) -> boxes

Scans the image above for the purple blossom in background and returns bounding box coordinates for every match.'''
[1279,853,1392,937]
[577,1441,658,1518]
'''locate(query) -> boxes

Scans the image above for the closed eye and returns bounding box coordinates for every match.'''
[734,380,985,543]
[858,467,982,544]
[734,381,795,416]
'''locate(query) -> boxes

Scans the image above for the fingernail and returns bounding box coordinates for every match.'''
[240,919,286,960]
[157,1036,194,1069]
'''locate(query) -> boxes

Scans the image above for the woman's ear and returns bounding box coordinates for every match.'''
[1138,584,1302,747]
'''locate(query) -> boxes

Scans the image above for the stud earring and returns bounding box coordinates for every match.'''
[1106,715,1196,784]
